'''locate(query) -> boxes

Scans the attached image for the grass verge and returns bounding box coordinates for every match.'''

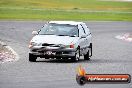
[0,8,132,21]
[0,0,132,21]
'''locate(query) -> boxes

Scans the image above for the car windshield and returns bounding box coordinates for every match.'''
[39,23,78,37]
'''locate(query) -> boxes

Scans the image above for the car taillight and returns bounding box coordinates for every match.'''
[70,44,74,48]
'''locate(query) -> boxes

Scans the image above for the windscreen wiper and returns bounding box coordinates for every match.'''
[57,34,69,36]
[58,34,76,37]
[39,34,55,35]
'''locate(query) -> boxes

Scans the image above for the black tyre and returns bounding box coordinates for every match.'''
[90,43,92,57]
[29,53,37,62]
[71,49,80,62]
[84,50,90,60]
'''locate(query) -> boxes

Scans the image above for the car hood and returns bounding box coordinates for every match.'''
[31,35,78,45]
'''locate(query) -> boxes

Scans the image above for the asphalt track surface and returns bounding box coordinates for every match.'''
[0,21,132,88]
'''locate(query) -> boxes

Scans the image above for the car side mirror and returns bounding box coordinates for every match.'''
[32,31,38,35]
[81,35,87,38]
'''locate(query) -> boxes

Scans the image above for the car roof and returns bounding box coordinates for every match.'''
[49,21,84,25]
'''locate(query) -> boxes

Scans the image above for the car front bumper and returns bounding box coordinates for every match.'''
[29,46,76,58]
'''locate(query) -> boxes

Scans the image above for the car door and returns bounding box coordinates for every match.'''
[81,23,92,47]
[78,24,87,55]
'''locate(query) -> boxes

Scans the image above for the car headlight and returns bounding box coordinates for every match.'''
[29,42,42,48]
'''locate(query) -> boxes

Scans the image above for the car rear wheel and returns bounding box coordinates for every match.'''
[71,49,80,62]
[90,43,92,57]
[29,53,37,62]
[84,50,90,60]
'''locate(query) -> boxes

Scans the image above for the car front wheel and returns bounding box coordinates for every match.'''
[29,53,37,62]
[71,49,80,62]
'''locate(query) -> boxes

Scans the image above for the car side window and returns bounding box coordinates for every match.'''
[78,24,85,36]
[81,23,90,35]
